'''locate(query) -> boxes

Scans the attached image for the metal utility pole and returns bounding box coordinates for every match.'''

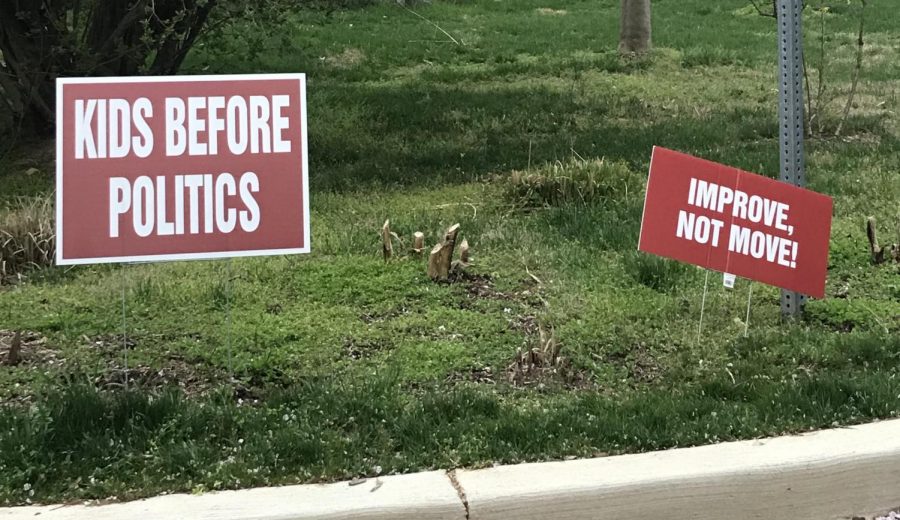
[777,0,806,319]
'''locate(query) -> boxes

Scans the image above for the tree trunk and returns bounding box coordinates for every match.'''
[148,0,218,75]
[0,1,65,135]
[85,0,151,76]
[619,0,652,54]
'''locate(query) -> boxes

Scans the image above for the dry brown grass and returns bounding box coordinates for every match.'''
[0,195,55,281]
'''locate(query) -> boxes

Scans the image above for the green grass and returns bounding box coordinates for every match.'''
[2,0,900,506]
[3,369,899,504]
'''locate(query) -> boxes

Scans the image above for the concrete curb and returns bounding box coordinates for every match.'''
[5,419,900,519]
[1,471,465,520]
[457,418,900,520]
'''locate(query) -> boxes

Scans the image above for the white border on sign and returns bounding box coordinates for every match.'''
[636,145,657,251]
[300,75,311,262]
[55,79,65,265]
[55,73,310,266]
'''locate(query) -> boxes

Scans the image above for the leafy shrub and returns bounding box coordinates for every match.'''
[0,196,55,281]
[503,158,643,208]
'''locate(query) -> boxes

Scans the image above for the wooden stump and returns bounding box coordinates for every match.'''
[866,217,900,264]
[428,224,460,281]
[5,331,21,366]
[412,232,425,255]
[894,216,900,262]
[459,239,470,265]
[382,220,393,262]
[867,217,885,264]
[451,239,471,274]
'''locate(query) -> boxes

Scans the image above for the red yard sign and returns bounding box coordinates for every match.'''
[55,74,309,265]
[638,147,833,298]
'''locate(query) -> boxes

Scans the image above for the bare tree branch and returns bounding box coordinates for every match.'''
[836,0,867,137]
[749,0,776,18]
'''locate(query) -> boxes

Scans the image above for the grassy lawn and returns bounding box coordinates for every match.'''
[1,0,899,506]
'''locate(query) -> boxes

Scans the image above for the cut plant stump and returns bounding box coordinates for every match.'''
[382,220,393,262]
[507,325,568,386]
[894,216,900,262]
[867,217,900,264]
[428,224,460,281]
[451,238,471,274]
[5,331,21,366]
[867,217,884,264]
[412,232,425,255]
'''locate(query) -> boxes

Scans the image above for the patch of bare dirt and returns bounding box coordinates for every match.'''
[89,333,138,352]
[88,331,205,353]
[445,271,589,389]
[1,330,62,406]
[88,333,233,397]
[450,271,509,300]
[343,337,389,360]
[0,330,61,368]
[94,354,218,397]
[598,342,664,384]
[628,344,663,384]
[450,271,544,307]
[360,306,410,324]
[445,366,496,385]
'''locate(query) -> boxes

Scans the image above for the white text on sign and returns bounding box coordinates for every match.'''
[74,95,293,159]
[676,178,799,268]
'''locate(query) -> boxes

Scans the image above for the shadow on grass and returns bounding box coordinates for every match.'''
[307,81,792,191]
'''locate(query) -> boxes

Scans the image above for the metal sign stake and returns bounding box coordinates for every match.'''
[121,268,129,390]
[226,258,234,379]
[744,282,754,338]
[697,269,711,344]
[777,0,808,318]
